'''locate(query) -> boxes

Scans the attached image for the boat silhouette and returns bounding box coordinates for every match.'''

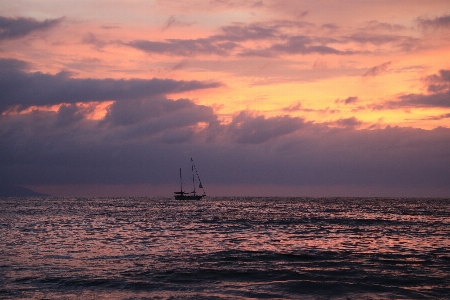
[174,158,206,200]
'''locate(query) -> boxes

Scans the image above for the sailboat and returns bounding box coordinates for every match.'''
[174,158,206,200]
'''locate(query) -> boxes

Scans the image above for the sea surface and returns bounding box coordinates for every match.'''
[0,197,449,299]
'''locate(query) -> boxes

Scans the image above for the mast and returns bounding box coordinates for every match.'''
[179,168,183,193]
[191,158,196,195]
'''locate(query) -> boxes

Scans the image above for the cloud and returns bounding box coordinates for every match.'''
[0,57,30,71]
[208,0,266,9]
[1,103,449,194]
[126,38,236,56]
[82,32,108,48]
[346,32,420,51]
[251,0,264,8]
[426,113,450,120]
[1,10,450,196]
[335,96,358,104]
[425,69,450,93]
[363,61,391,77]
[126,17,423,59]
[0,58,222,113]
[281,101,340,114]
[0,16,63,40]
[227,111,305,144]
[101,97,217,141]
[163,15,176,30]
[0,96,220,186]
[55,103,85,126]
[162,15,195,30]
[332,117,363,128]
[408,113,450,121]
[363,20,406,32]
[217,23,280,42]
[377,69,450,109]
[392,91,450,108]
[321,23,339,30]
[348,33,401,44]
[429,69,450,82]
[240,35,354,57]
[127,22,280,56]
[345,96,358,104]
[128,20,360,58]
[282,101,303,112]
[271,36,348,55]
[171,59,189,70]
[417,14,450,29]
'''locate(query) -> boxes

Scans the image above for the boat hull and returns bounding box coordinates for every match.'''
[174,195,204,200]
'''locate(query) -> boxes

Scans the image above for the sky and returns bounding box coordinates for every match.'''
[1,0,450,197]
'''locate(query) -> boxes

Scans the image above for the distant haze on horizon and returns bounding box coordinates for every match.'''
[1,0,450,197]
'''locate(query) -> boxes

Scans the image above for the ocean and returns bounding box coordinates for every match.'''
[0,197,449,299]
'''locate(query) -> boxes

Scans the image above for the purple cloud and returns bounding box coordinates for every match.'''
[363,61,391,77]
[162,15,195,31]
[321,23,339,30]
[127,22,280,56]
[408,113,450,121]
[228,112,305,144]
[163,15,176,30]
[241,35,353,57]
[82,32,108,48]
[363,20,406,32]
[417,14,450,29]
[282,101,340,114]
[128,21,361,58]
[1,104,449,194]
[0,16,63,40]
[100,98,217,141]
[333,117,363,128]
[426,69,450,93]
[393,91,450,108]
[217,23,279,42]
[125,18,425,59]
[282,102,303,112]
[126,38,236,56]
[377,69,450,109]
[346,32,420,52]
[0,58,222,113]
[335,96,358,104]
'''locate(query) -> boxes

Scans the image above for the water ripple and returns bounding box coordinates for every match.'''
[0,197,449,299]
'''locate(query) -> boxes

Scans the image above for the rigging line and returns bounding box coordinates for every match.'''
[192,159,206,195]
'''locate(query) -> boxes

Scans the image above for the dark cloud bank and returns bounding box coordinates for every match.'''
[0,58,221,113]
[1,60,450,196]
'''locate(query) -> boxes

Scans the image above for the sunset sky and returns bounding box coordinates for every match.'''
[1,0,450,197]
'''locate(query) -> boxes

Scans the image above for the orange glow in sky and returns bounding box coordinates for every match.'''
[1,0,450,197]
[1,0,449,129]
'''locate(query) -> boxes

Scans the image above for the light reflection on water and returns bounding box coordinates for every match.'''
[1,197,449,299]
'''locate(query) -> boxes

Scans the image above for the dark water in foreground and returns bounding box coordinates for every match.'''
[1,197,449,299]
